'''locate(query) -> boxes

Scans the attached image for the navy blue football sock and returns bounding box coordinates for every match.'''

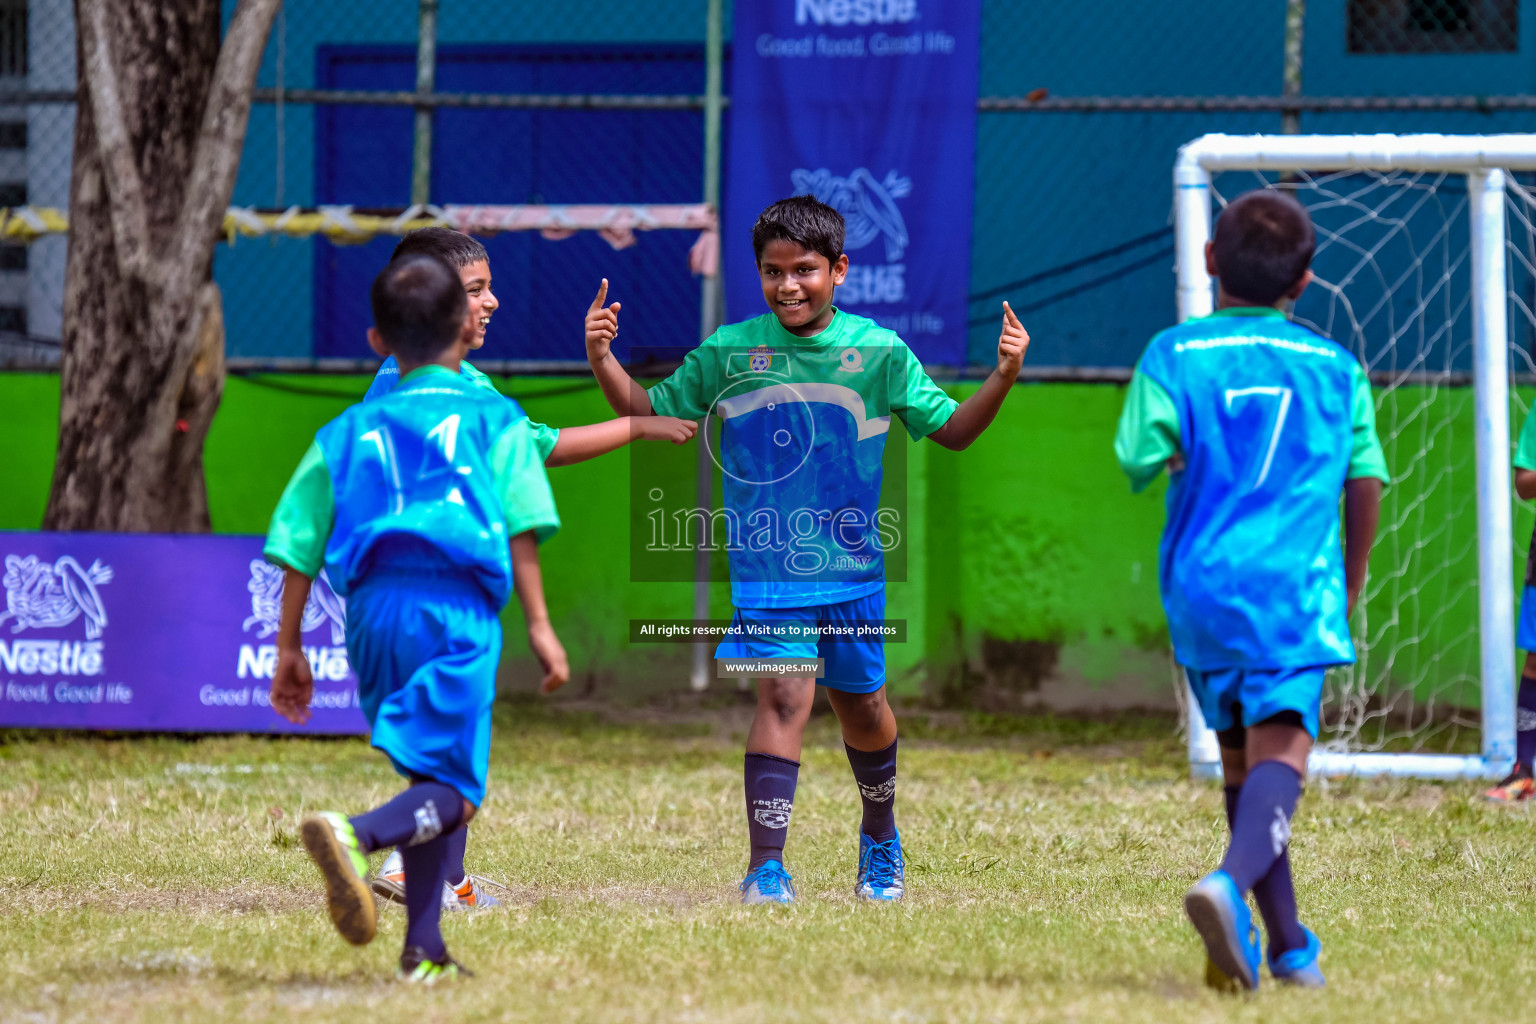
[349,781,465,854]
[845,739,898,843]
[443,825,469,887]
[1222,783,1240,827]
[745,752,800,870]
[1517,675,1536,772]
[401,830,452,961]
[1219,760,1302,894]
[1224,783,1307,955]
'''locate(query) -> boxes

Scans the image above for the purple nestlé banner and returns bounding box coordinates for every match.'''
[0,532,366,734]
[726,0,983,366]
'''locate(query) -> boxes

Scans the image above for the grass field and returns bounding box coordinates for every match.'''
[3,699,1534,1024]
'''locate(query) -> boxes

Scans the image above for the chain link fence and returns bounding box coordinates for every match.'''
[4,0,1536,371]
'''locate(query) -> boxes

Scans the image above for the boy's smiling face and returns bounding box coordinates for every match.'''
[459,259,497,349]
[757,239,849,337]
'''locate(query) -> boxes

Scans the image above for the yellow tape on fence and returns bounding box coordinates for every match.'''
[0,203,716,246]
[221,206,450,244]
[0,206,70,243]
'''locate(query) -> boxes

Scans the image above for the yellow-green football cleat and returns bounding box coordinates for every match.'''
[398,946,473,984]
[300,812,377,946]
[1184,870,1261,992]
[1205,956,1244,993]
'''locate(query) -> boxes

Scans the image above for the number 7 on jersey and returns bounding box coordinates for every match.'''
[1224,387,1293,492]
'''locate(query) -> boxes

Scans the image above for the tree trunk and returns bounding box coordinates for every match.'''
[44,0,280,532]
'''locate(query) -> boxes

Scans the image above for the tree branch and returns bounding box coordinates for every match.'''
[75,0,153,283]
[169,0,282,292]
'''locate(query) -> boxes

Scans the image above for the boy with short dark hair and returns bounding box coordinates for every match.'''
[584,194,1030,903]
[363,227,695,911]
[1115,189,1388,991]
[367,227,697,465]
[266,253,567,981]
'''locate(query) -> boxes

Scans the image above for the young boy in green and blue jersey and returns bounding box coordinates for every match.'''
[1115,190,1387,991]
[266,254,567,981]
[363,228,696,911]
[584,195,1030,904]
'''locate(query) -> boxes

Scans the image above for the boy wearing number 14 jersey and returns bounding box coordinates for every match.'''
[1115,190,1387,992]
[265,255,567,981]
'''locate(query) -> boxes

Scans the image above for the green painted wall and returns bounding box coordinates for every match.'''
[2,372,1525,708]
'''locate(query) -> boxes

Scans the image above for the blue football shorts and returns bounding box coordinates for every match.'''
[715,590,887,693]
[1184,664,1330,741]
[1518,585,1536,652]
[343,569,503,807]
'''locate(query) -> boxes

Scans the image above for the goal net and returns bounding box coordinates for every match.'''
[1173,134,1528,779]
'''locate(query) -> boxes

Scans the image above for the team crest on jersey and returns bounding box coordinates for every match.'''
[243,560,347,645]
[728,345,790,379]
[0,554,112,638]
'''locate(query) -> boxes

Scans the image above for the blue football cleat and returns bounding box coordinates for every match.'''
[1184,870,1261,991]
[856,831,905,901]
[1269,926,1325,988]
[740,860,796,904]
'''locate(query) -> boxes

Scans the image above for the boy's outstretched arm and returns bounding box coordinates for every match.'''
[1343,477,1382,617]
[585,279,654,416]
[511,530,570,693]
[928,302,1029,451]
[1517,469,1536,501]
[270,567,316,724]
[545,416,697,467]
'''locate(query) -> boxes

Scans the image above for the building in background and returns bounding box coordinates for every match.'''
[9,0,1536,367]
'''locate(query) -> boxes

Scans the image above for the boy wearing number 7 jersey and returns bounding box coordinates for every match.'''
[1115,190,1387,992]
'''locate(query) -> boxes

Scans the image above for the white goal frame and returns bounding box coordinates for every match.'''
[1173,133,1523,780]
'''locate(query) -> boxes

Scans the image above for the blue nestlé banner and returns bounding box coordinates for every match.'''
[726,0,982,366]
[0,532,366,734]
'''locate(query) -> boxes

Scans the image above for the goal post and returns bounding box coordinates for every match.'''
[1172,133,1525,781]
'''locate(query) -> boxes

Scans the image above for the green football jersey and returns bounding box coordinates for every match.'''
[649,309,956,609]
